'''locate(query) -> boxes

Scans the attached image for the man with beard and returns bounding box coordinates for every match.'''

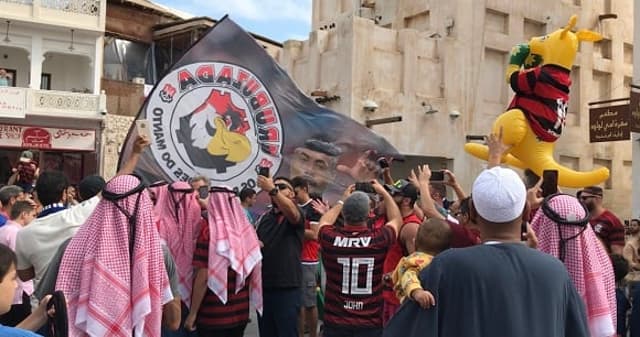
[289,139,342,195]
[577,186,625,255]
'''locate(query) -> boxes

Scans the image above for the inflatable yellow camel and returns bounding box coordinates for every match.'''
[465,15,609,188]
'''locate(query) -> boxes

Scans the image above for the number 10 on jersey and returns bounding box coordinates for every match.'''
[337,257,374,295]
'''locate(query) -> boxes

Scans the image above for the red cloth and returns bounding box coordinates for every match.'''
[154,181,201,307]
[16,159,37,184]
[590,210,625,253]
[448,222,481,248]
[508,65,570,142]
[56,175,170,337]
[382,213,423,305]
[206,187,262,314]
[301,220,320,263]
[531,195,615,337]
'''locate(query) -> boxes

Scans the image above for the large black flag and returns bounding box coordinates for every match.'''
[118,17,399,202]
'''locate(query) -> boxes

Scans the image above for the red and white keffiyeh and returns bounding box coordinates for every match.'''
[207,187,262,314]
[531,194,616,337]
[56,175,171,337]
[154,181,201,307]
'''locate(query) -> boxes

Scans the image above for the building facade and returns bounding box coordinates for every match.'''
[0,0,107,185]
[278,0,634,219]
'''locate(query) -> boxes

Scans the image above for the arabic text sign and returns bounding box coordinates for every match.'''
[0,87,26,118]
[629,90,640,133]
[589,104,630,142]
[0,124,96,151]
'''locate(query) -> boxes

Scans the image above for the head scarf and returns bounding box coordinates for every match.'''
[56,175,170,337]
[154,181,201,306]
[207,186,262,314]
[531,194,615,337]
[147,180,168,205]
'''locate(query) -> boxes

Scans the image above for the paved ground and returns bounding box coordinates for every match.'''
[243,308,322,337]
[244,309,259,337]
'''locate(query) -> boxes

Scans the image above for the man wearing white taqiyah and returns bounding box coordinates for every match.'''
[384,166,589,337]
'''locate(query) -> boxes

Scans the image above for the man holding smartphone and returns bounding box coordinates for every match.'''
[256,173,305,337]
[315,181,402,337]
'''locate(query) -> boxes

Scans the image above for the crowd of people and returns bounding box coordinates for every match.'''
[0,131,637,337]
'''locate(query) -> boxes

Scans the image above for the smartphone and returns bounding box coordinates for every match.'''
[198,186,209,199]
[355,182,375,194]
[521,222,528,242]
[258,166,270,177]
[378,157,389,169]
[135,119,151,139]
[541,170,559,197]
[430,170,445,182]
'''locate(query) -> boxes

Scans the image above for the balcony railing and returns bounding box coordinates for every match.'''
[40,0,99,16]
[0,86,106,119]
[1,0,33,4]
[0,0,104,31]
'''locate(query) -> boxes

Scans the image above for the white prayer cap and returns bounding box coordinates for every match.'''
[472,167,526,223]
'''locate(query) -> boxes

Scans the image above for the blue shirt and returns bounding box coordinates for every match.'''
[0,324,42,336]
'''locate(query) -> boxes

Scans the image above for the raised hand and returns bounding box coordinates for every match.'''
[311,199,330,215]
[336,150,379,182]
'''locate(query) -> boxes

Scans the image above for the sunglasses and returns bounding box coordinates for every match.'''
[579,195,599,200]
[276,183,292,191]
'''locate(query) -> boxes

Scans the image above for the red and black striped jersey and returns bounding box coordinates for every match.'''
[319,224,396,328]
[193,226,250,329]
[508,64,571,142]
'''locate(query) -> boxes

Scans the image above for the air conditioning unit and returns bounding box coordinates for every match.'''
[361,0,375,9]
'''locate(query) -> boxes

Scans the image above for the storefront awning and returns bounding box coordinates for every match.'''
[0,123,96,151]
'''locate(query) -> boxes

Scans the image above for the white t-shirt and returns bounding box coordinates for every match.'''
[15,196,100,288]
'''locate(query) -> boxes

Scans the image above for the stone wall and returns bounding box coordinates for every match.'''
[101,113,135,180]
[281,0,634,218]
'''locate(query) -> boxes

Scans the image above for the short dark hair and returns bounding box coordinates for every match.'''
[0,185,23,205]
[0,243,16,282]
[309,192,323,201]
[631,219,640,226]
[239,188,256,202]
[416,218,452,254]
[459,197,471,216]
[78,175,106,201]
[291,176,310,191]
[611,254,629,283]
[10,201,34,220]
[35,171,69,206]
[523,169,540,189]
[273,176,293,186]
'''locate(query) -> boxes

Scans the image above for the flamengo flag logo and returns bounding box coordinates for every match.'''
[147,62,282,188]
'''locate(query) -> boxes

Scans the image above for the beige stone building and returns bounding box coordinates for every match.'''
[278,0,634,219]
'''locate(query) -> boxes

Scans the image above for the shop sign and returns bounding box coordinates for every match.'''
[0,124,95,151]
[589,104,630,142]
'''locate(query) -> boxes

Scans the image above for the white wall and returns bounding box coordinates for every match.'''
[42,52,93,92]
[0,46,30,87]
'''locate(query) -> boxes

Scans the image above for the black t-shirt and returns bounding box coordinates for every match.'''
[256,206,305,289]
[300,200,322,223]
[384,243,589,337]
